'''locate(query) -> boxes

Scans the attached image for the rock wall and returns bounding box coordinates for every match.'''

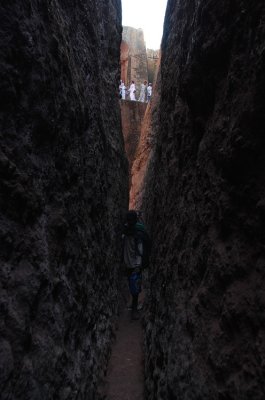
[147,49,160,85]
[130,57,161,209]
[120,100,147,185]
[143,0,265,399]
[121,28,159,91]
[121,26,148,94]
[0,1,128,400]
[120,39,130,85]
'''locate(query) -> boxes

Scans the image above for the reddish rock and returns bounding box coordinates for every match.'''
[121,26,148,96]
[121,28,159,91]
[130,57,161,210]
[147,49,160,85]
[142,0,265,399]
[120,40,130,85]
[120,100,147,186]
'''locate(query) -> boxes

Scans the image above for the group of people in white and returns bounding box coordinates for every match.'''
[119,80,152,102]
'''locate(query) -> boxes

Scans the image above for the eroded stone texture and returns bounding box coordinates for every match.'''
[120,100,147,185]
[147,49,160,85]
[130,57,161,210]
[0,1,128,399]
[121,26,148,95]
[120,39,130,85]
[142,0,265,399]
[121,28,159,93]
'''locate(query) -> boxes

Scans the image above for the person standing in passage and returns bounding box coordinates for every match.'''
[147,83,152,102]
[119,80,126,100]
[128,80,136,101]
[138,80,147,102]
[123,210,143,320]
[119,80,123,98]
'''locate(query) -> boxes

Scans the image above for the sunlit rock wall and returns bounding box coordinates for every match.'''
[120,100,147,186]
[121,26,148,95]
[130,57,161,210]
[143,0,265,399]
[120,39,129,85]
[147,49,160,84]
[0,1,128,399]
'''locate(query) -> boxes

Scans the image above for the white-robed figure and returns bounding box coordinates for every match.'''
[119,80,126,100]
[147,83,152,102]
[139,80,147,102]
[128,80,136,101]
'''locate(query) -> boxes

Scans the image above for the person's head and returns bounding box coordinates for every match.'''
[144,80,147,85]
[132,80,134,84]
[149,83,152,86]
[126,210,138,226]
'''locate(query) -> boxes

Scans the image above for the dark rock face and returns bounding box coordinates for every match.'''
[0,1,128,399]
[143,0,265,399]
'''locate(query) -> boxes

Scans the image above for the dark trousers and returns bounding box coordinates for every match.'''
[126,268,141,312]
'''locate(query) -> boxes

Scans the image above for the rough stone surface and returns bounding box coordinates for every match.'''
[121,26,148,95]
[120,39,130,86]
[0,1,128,399]
[130,57,161,210]
[142,0,265,399]
[120,100,147,185]
[147,49,160,85]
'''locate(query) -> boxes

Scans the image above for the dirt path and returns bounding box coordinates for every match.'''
[103,292,145,400]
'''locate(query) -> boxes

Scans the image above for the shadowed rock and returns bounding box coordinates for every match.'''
[142,0,265,399]
[0,1,128,399]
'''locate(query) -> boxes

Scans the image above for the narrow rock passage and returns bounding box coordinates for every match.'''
[103,290,145,400]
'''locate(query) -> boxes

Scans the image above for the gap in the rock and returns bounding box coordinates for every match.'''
[120,0,167,207]
[102,2,167,399]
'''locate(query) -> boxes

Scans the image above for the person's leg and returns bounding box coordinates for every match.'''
[128,270,142,319]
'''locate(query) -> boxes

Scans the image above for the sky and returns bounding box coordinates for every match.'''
[121,0,168,49]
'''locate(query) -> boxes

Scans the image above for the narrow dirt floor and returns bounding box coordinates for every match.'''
[102,288,145,400]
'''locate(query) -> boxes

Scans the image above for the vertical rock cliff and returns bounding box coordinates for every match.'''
[147,49,160,85]
[0,1,128,399]
[143,0,265,399]
[121,26,148,89]
[121,28,158,88]
[120,100,147,186]
[130,57,160,209]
